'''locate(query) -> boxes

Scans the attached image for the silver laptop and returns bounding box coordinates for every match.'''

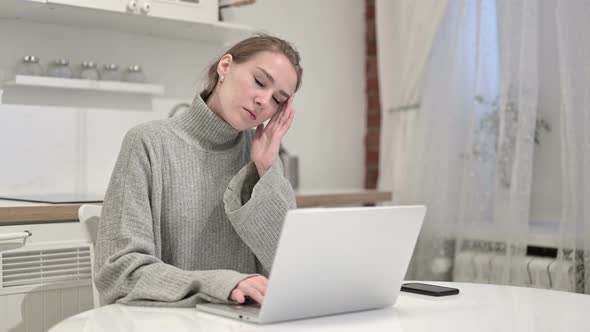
[196,205,426,324]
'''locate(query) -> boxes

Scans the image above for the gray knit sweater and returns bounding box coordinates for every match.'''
[94,94,296,307]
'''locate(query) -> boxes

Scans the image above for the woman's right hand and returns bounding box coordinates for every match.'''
[230,275,268,304]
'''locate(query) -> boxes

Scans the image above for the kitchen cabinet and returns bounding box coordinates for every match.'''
[46,0,218,24]
[142,0,217,24]
[45,0,130,13]
[0,0,252,43]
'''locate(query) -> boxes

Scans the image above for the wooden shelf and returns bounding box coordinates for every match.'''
[0,191,393,225]
[5,75,165,95]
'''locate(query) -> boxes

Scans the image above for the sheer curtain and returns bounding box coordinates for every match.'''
[378,0,589,293]
[375,0,448,204]
[394,0,541,283]
[556,0,590,294]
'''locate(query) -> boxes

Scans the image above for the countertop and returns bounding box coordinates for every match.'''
[0,190,392,225]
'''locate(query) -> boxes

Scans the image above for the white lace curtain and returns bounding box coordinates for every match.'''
[375,0,448,203]
[556,0,590,294]
[403,0,534,283]
[378,0,589,294]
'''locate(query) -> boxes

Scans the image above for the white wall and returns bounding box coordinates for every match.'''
[0,0,365,197]
[223,0,366,190]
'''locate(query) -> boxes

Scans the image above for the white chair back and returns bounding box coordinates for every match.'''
[78,204,103,308]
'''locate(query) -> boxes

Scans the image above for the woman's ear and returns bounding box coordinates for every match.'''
[217,54,233,78]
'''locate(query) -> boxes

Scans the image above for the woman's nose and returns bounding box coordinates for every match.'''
[255,91,272,107]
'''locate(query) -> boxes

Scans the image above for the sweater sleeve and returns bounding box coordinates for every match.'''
[95,128,255,307]
[223,158,297,274]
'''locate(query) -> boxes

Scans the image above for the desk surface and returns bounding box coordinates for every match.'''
[49,282,590,332]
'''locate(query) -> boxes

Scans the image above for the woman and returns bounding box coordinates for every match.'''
[95,34,303,307]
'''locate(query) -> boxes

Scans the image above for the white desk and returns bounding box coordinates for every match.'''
[49,282,590,332]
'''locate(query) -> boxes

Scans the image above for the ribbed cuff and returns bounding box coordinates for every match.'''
[223,159,288,224]
[223,159,295,270]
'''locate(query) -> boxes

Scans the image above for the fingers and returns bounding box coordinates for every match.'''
[277,96,296,135]
[241,284,265,304]
[230,288,246,303]
[248,276,268,296]
[266,95,296,136]
[255,123,265,139]
[283,95,296,123]
[230,276,269,305]
[265,96,289,127]
[283,104,296,131]
[278,94,295,123]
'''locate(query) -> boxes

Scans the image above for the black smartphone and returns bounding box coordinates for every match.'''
[401,282,459,297]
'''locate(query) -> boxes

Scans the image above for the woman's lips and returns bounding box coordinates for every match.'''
[243,107,256,120]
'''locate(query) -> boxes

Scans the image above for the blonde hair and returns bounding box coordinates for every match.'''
[201,33,303,100]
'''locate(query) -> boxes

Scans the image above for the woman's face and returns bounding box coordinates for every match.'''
[210,51,298,131]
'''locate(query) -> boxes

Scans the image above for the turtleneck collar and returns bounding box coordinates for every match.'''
[169,93,242,150]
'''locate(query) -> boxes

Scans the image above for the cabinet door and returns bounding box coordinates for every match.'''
[145,0,217,23]
[47,0,131,13]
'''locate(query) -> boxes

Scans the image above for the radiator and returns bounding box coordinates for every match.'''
[453,250,575,291]
[0,223,93,332]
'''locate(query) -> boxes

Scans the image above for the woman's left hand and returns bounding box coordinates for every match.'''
[250,94,296,177]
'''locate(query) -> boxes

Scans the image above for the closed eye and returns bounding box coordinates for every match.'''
[255,77,280,104]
